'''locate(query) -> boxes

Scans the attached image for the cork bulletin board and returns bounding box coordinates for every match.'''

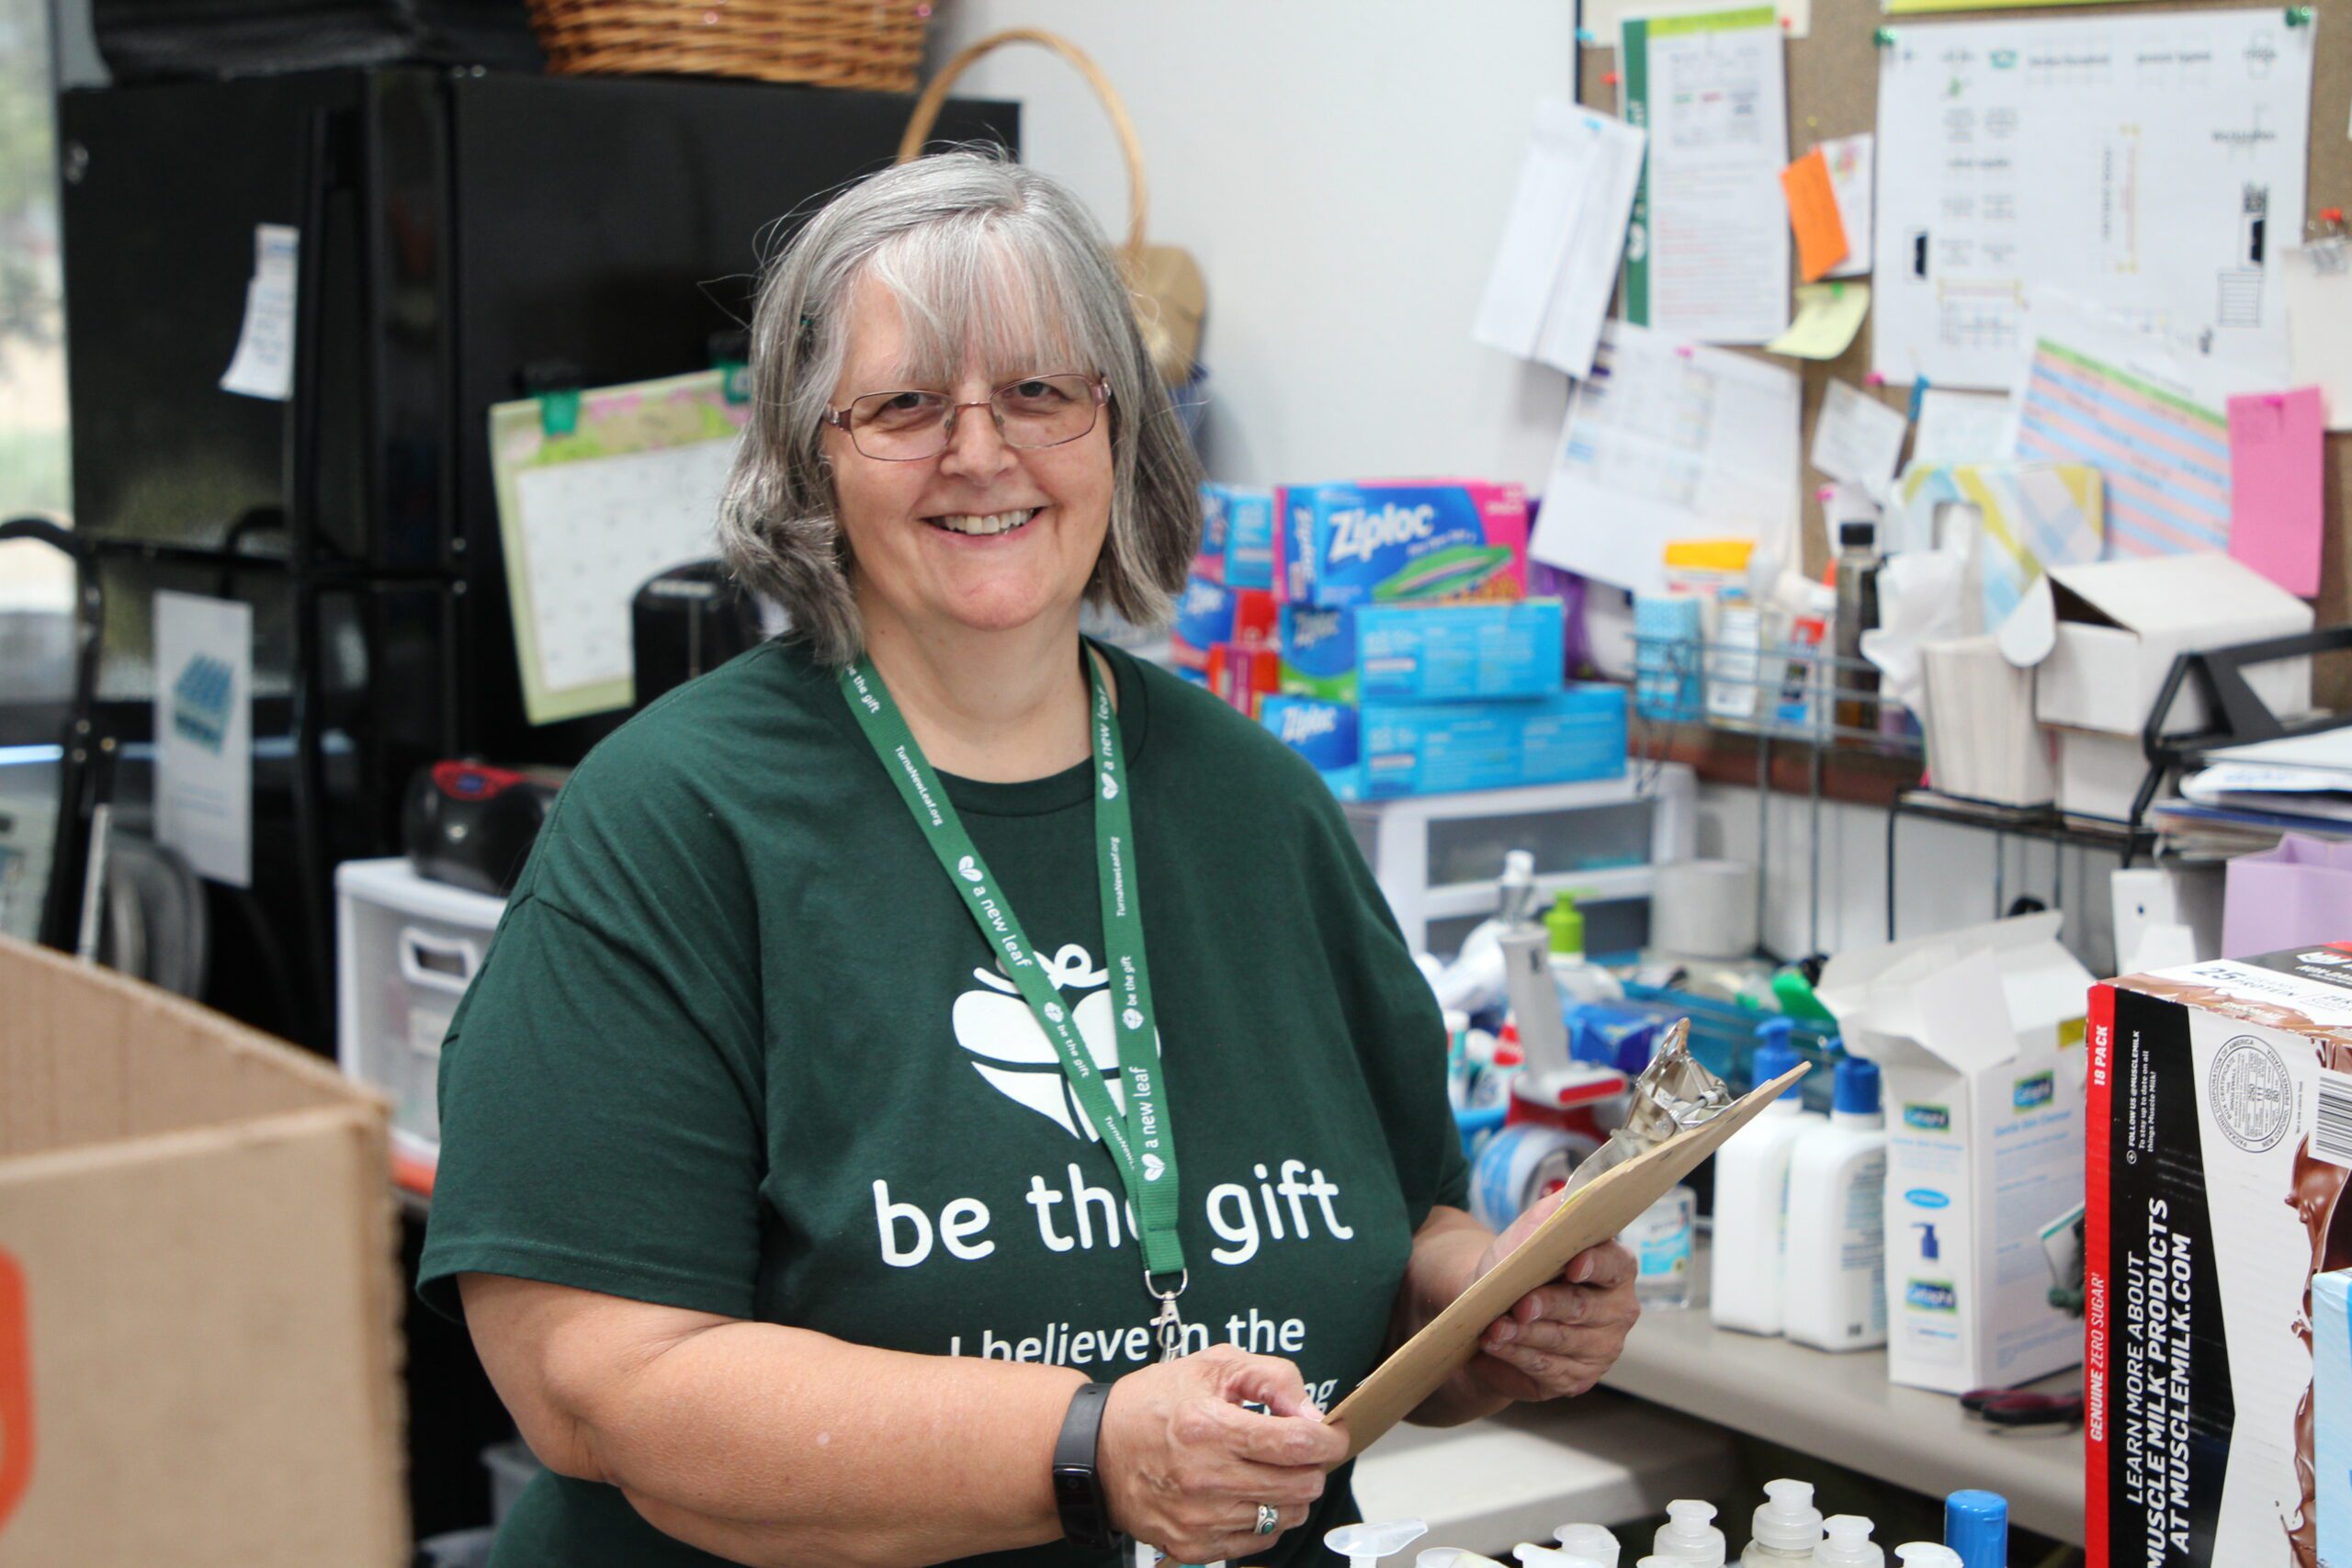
[1576,0,2352,648]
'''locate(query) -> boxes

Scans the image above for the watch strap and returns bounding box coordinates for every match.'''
[1051,1381,1122,1551]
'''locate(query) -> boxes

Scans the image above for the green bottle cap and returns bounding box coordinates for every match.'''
[1545,890,1584,955]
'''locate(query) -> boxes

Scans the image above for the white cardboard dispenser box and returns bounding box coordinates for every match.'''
[1817,912,2092,1395]
[2002,553,2313,821]
[2087,945,2352,1568]
[0,935,407,1565]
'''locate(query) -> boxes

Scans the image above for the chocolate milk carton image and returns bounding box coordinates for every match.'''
[2088,944,2352,1568]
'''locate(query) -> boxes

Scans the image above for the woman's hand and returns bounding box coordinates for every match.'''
[1097,1344,1351,1562]
[1462,1191,1641,1403]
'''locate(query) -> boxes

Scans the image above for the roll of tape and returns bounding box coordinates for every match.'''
[1651,858,1760,959]
[1469,1123,1593,1231]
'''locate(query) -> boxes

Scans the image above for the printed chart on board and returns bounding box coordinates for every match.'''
[488,370,749,725]
[1871,7,2313,389]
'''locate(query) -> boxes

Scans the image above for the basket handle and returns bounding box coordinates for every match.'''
[897,28,1148,270]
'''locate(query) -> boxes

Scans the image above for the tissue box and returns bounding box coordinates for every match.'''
[1358,686,1625,799]
[2319,1269,2352,1568]
[1206,482,1276,591]
[2087,946,2352,1568]
[1273,480,1528,608]
[1816,913,2092,1395]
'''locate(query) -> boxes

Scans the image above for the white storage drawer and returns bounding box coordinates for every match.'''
[334,856,507,1168]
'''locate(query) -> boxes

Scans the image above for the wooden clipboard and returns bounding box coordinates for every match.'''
[1327,1063,1810,1459]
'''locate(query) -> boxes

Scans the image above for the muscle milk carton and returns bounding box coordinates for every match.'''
[2088,943,2352,1568]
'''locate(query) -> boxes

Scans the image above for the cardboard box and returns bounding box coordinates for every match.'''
[2028,554,2312,739]
[2053,727,2154,823]
[1358,686,1625,799]
[2086,945,2352,1568]
[1816,913,2092,1395]
[1272,481,1529,609]
[0,936,406,1566]
[1260,695,1362,800]
[1277,600,1567,705]
[1204,482,1276,591]
[2316,1269,2352,1568]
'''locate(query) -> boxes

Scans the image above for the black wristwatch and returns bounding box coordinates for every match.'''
[1051,1381,1124,1551]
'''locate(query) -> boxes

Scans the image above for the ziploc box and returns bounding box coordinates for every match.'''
[1359,600,1565,702]
[1260,695,1361,801]
[1279,604,1356,701]
[1204,482,1276,591]
[1169,571,1235,673]
[1816,913,2092,1396]
[2318,1269,2352,1568]
[1357,684,1624,799]
[2086,944,2352,1568]
[1272,480,1529,608]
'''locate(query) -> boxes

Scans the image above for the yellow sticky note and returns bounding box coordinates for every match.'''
[1781,148,1850,283]
[1767,282,1871,360]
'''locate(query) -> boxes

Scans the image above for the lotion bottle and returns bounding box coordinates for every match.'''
[1711,1033,1825,1336]
[1650,1500,1725,1566]
[1783,1057,1888,1352]
[1811,1516,1883,1568]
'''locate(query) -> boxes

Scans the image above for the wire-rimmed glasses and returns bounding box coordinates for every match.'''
[820,372,1110,462]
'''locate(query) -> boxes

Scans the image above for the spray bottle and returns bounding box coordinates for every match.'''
[1651,1500,1726,1566]
[1740,1479,1825,1564]
[1811,1516,1883,1568]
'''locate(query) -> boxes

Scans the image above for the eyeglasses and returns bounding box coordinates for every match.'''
[820,373,1110,462]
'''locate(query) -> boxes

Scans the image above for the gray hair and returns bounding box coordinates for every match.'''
[718,149,1203,668]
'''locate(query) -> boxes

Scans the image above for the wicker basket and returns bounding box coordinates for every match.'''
[527,0,932,90]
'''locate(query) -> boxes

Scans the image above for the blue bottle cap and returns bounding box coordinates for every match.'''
[1833,1056,1882,1116]
[1944,1489,2007,1568]
[1753,1041,1801,1098]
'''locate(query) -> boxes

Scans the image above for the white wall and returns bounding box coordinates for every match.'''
[925,2,1577,491]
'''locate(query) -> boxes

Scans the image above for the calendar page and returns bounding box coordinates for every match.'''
[488,370,752,725]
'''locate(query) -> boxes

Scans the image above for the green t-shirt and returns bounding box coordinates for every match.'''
[419,637,1468,1568]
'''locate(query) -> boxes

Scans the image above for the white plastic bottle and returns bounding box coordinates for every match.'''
[1651,1499,1726,1566]
[1783,1057,1889,1352]
[1711,1034,1826,1336]
[1512,1546,1605,1568]
[1894,1548,1962,1568]
[1555,1524,1623,1568]
[1740,1478,1825,1564]
[1811,1516,1883,1568]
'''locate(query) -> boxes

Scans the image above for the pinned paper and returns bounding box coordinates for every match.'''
[2281,242,2352,433]
[1781,147,1849,283]
[2226,389,2324,598]
[219,224,299,401]
[1766,282,1870,360]
[1810,379,1908,498]
[1911,388,2011,465]
[1820,133,1873,279]
[1894,463,2104,636]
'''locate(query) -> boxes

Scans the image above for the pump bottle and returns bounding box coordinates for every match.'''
[1740,1478,1826,1564]
[1710,1033,1826,1336]
[1783,1057,1889,1352]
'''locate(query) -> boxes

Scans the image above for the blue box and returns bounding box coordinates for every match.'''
[1169,571,1235,673]
[1277,604,1356,702]
[1260,695,1361,800]
[1359,685,1626,799]
[1273,481,1528,608]
[2321,1269,2352,1568]
[1358,600,1565,702]
[1205,483,1275,591]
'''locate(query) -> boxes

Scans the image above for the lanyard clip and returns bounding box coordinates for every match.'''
[1148,1268,1188,1361]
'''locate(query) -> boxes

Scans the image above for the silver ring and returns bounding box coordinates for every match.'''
[1255,1504,1280,1536]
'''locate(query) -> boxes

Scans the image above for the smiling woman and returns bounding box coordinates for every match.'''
[419,149,1638,1568]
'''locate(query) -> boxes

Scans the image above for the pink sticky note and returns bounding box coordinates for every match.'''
[2227,387,2324,598]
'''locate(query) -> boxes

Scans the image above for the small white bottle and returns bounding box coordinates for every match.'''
[1811,1516,1883,1568]
[1894,1548,1962,1568]
[1783,1057,1889,1353]
[1711,1033,1826,1336]
[1741,1478,1825,1565]
[1512,1547,1604,1568]
[1555,1524,1623,1568]
[1651,1499,1726,1566]
[1623,1184,1697,1309]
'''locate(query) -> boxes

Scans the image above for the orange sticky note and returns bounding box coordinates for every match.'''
[1781,148,1849,284]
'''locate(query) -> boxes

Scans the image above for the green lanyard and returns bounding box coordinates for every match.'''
[841,650,1188,1346]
